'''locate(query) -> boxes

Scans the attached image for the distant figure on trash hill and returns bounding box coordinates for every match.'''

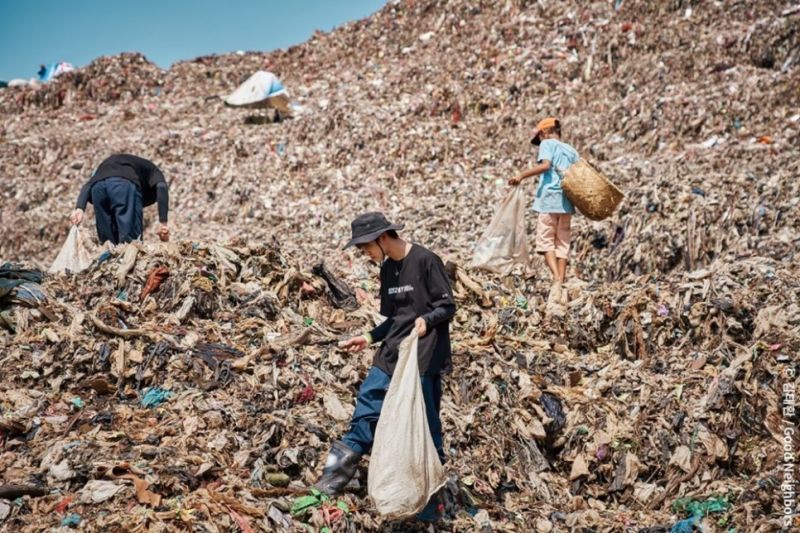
[69,154,170,245]
[508,117,579,314]
[313,212,456,522]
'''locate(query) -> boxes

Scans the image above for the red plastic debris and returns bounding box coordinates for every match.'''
[54,495,74,515]
[322,505,345,524]
[451,101,462,124]
[295,383,315,404]
[140,266,170,301]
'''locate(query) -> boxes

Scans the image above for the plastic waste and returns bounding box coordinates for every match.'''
[140,387,174,408]
[368,330,445,517]
[49,226,93,274]
[469,187,529,274]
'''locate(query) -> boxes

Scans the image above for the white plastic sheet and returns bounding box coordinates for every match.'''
[49,226,93,274]
[469,187,529,274]
[368,330,445,517]
[223,70,292,114]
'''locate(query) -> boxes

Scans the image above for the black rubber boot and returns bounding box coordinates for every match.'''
[313,440,361,496]
[416,489,444,522]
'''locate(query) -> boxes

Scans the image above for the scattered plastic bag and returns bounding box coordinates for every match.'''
[9,282,47,306]
[469,187,529,274]
[49,226,93,274]
[368,330,445,517]
[78,480,125,503]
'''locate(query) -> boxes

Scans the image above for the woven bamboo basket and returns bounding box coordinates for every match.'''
[561,159,623,221]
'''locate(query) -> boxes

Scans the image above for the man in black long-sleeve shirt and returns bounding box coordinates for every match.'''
[70,154,170,244]
[314,212,456,521]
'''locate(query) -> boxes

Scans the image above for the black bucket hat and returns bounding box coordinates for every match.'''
[344,212,404,249]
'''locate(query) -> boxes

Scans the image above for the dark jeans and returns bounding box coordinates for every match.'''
[91,177,143,245]
[342,366,444,462]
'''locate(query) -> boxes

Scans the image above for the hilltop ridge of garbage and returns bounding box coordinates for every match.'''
[1,0,798,276]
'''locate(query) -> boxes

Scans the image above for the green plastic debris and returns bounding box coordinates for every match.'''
[70,397,85,409]
[291,488,329,517]
[671,496,730,518]
[336,500,349,513]
[303,316,314,326]
[514,295,528,310]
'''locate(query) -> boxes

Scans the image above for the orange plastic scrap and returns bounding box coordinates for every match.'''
[54,494,74,514]
[122,474,162,507]
[757,135,773,144]
[140,266,170,301]
[322,504,345,525]
[229,509,255,533]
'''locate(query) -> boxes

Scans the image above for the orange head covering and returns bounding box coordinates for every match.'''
[530,117,560,145]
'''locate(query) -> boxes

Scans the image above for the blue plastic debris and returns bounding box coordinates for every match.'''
[10,282,47,306]
[670,516,696,533]
[61,514,81,527]
[70,397,84,409]
[690,187,706,197]
[140,387,174,408]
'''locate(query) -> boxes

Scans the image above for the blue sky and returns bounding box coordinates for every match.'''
[0,0,387,80]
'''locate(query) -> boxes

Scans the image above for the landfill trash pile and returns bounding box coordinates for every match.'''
[1,0,799,530]
[0,53,164,113]
[1,1,798,276]
[0,237,797,531]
